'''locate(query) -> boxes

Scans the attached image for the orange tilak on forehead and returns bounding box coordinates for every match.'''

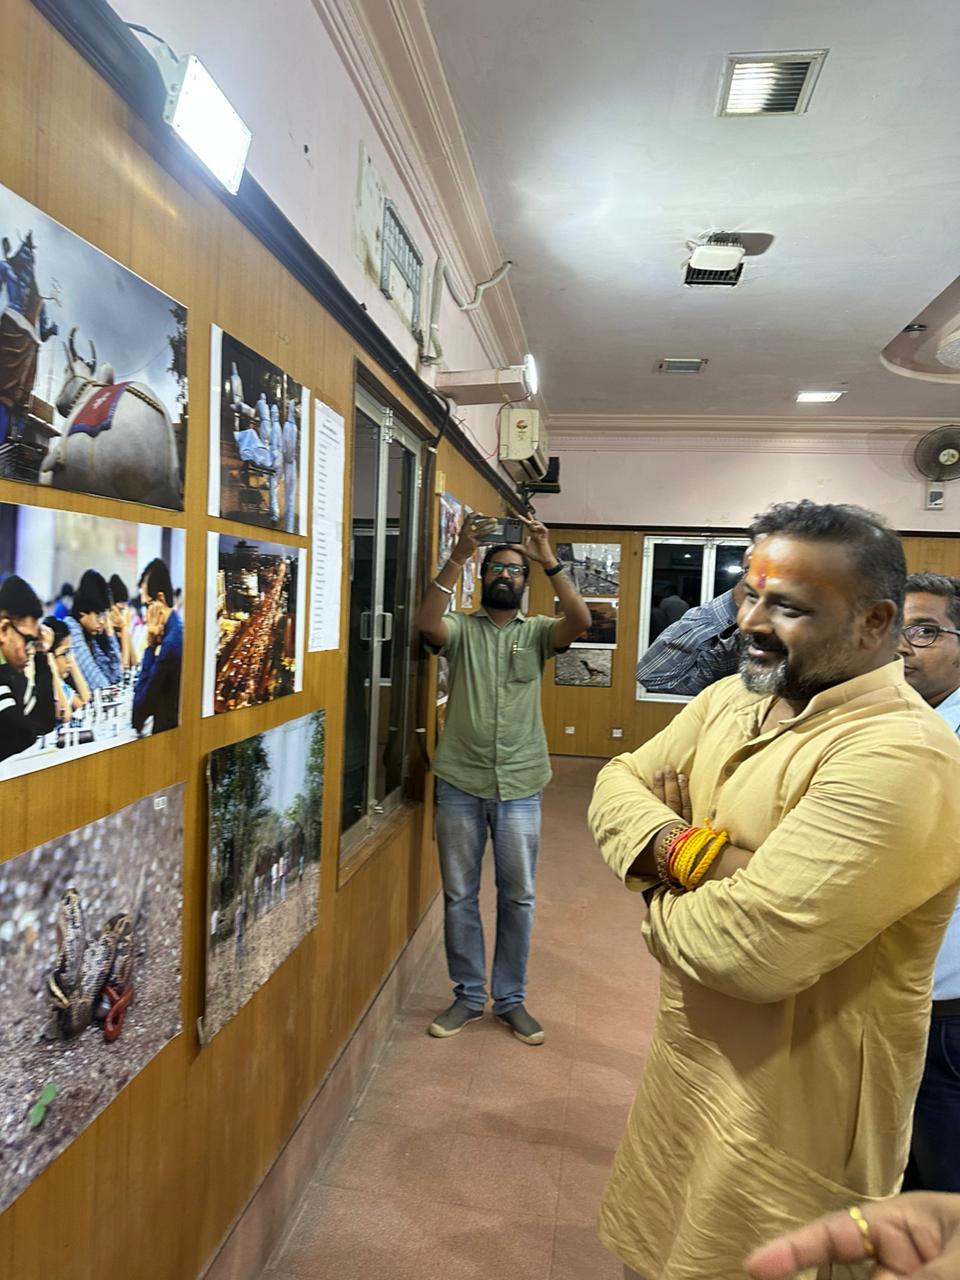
[748,551,774,590]
[748,538,850,600]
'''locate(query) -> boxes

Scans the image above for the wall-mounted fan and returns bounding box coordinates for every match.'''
[914,425,960,510]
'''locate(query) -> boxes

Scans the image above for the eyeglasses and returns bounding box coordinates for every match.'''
[902,623,960,647]
[6,620,41,652]
[485,563,525,578]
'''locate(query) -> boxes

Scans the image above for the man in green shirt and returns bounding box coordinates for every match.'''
[416,514,590,1044]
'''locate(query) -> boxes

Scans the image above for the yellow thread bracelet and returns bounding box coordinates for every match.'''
[686,831,730,889]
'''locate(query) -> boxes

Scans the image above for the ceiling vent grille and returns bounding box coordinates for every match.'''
[718,51,828,117]
[684,234,745,288]
[657,357,708,374]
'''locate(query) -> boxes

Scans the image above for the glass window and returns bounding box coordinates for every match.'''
[341,386,423,857]
[636,535,751,703]
[648,542,704,644]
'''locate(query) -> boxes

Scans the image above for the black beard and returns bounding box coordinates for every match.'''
[737,632,852,702]
[481,579,521,610]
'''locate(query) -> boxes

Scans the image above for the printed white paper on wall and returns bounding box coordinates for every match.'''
[308,400,346,652]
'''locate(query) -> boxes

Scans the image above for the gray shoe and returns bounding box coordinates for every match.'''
[495,1004,544,1045]
[428,1000,484,1038]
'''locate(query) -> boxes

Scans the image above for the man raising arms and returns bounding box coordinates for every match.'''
[416,514,589,1045]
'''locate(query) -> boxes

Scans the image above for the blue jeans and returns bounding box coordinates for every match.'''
[435,778,541,1015]
[903,1014,960,1191]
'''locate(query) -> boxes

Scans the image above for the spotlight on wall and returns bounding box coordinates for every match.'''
[162,55,252,194]
[435,354,539,405]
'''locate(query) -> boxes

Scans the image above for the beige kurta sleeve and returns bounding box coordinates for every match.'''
[589,689,712,888]
[642,734,960,1002]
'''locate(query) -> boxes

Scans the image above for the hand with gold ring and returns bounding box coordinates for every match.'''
[745,1192,960,1279]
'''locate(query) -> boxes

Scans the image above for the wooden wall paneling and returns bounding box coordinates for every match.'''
[532,529,684,759]
[903,536,960,579]
[0,3,499,1275]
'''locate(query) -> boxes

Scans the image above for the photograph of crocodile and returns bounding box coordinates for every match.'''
[0,784,183,1213]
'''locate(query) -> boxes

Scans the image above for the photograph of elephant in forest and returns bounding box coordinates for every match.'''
[0,180,187,509]
[203,710,325,1041]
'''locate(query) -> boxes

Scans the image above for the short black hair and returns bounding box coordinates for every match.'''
[480,545,530,579]
[905,573,960,629]
[749,500,906,625]
[0,574,44,622]
[43,616,71,649]
[73,569,111,617]
[109,574,128,606]
[58,582,74,598]
[139,557,174,604]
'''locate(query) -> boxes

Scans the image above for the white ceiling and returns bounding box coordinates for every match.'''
[420,0,960,421]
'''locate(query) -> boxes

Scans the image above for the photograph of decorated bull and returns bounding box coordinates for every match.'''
[0,785,183,1214]
[0,501,186,782]
[203,712,324,1041]
[208,325,309,534]
[0,180,187,509]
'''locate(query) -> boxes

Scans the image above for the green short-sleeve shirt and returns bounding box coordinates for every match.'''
[432,610,561,800]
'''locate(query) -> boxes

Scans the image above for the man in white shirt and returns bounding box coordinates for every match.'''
[899,573,960,1191]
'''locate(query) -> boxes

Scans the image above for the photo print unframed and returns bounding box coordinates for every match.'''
[555,595,618,648]
[202,532,306,717]
[0,784,184,1214]
[0,502,185,782]
[555,646,613,688]
[208,326,310,534]
[554,542,620,597]
[203,712,324,1041]
[0,180,187,509]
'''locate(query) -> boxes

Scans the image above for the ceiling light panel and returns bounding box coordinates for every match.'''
[718,51,828,117]
[796,391,844,403]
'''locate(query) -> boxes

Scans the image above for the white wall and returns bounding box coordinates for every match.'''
[110,0,502,456]
[534,431,960,532]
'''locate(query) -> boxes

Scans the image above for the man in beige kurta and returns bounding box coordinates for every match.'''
[590,501,960,1280]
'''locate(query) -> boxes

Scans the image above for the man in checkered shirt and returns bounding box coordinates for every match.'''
[636,551,750,697]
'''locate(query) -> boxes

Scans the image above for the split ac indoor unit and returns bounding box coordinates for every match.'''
[499,408,549,482]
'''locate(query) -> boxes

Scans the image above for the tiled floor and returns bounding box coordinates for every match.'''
[264,757,659,1279]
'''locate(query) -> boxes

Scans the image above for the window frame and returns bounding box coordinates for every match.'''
[340,385,424,862]
[635,534,751,704]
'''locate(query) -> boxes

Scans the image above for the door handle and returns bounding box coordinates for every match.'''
[360,611,371,641]
[377,612,393,642]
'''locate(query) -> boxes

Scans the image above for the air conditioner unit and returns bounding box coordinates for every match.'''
[499,408,549,481]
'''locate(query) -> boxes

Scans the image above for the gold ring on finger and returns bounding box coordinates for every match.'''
[847,1205,876,1259]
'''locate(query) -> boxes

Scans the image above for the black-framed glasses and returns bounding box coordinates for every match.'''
[6,620,41,652]
[485,563,525,578]
[902,623,960,648]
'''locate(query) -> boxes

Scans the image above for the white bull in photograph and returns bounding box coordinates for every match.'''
[41,326,181,508]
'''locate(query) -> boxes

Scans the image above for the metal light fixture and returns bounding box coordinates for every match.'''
[796,390,844,403]
[436,354,539,405]
[162,55,252,194]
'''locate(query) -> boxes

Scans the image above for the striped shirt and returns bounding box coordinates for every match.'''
[64,617,122,691]
[636,590,739,696]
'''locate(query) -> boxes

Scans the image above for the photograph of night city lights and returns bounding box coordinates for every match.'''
[202,533,305,717]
